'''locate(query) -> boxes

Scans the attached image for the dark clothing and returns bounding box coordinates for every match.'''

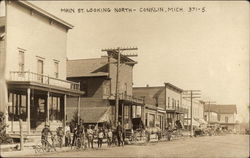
[98,138,103,148]
[41,127,52,141]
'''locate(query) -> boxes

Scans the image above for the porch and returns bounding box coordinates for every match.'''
[6,71,84,134]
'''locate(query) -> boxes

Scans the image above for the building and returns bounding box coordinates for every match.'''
[204,104,238,130]
[183,99,206,129]
[0,0,83,134]
[133,83,188,130]
[67,51,144,129]
[132,86,165,130]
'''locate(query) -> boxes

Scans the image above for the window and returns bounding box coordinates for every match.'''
[177,100,179,109]
[225,116,228,123]
[155,97,158,107]
[148,114,155,127]
[37,59,44,82]
[172,98,174,107]
[8,93,27,121]
[49,96,61,121]
[18,51,24,72]
[54,61,59,78]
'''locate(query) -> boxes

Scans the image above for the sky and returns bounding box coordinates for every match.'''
[30,1,249,122]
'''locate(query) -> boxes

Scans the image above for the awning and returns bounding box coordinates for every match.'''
[192,118,200,127]
[198,118,207,125]
[81,106,111,124]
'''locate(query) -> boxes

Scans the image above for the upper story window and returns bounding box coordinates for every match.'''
[0,0,5,17]
[37,59,44,83]
[225,116,228,123]
[177,100,179,108]
[18,51,25,72]
[172,98,174,107]
[54,61,59,78]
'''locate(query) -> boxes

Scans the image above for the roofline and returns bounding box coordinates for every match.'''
[67,74,109,78]
[133,86,164,89]
[67,57,107,61]
[17,1,73,29]
[164,82,183,92]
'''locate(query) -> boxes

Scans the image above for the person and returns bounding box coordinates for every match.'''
[81,125,87,149]
[116,122,123,146]
[107,128,113,147]
[41,124,52,149]
[56,126,64,148]
[65,122,71,147]
[97,127,104,148]
[71,123,78,147]
[87,125,94,149]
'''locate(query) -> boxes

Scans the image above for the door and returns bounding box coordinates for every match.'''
[30,96,46,129]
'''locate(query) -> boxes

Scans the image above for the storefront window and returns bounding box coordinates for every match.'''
[49,96,61,120]
[148,114,155,127]
[8,92,27,121]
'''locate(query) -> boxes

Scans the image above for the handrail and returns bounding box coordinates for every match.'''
[9,71,80,91]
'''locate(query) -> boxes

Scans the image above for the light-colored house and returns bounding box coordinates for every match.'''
[1,0,83,134]
[204,104,238,130]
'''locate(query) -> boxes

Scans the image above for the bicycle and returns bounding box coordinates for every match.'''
[33,137,56,153]
[72,137,82,150]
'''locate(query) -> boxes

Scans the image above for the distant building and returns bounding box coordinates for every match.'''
[1,0,83,134]
[183,99,206,129]
[204,104,238,130]
[67,52,144,129]
[133,83,188,130]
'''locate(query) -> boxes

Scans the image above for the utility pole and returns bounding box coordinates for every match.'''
[183,90,201,137]
[101,47,138,127]
[203,101,216,126]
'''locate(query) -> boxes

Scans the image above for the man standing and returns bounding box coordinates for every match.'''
[65,122,71,147]
[116,122,123,146]
[87,125,94,149]
[107,129,113,147]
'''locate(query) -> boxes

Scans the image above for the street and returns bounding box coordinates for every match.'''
[28,134,249,157]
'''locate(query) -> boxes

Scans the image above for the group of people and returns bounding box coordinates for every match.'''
[41,122,127,150]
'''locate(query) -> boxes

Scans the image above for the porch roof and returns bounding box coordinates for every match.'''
[7,81,84,96]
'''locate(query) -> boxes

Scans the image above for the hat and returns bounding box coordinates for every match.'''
[45,122,50,127]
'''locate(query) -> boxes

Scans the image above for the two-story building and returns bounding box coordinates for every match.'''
[67,51,144,129]
[204,104,238,130]
[183,99,206,129]
[1,0,83,134]
[133,86,165,130]
[133,83,188,130]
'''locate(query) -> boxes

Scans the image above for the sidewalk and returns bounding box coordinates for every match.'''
[1,134,191,157]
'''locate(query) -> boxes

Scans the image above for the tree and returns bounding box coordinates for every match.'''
[0,111,12,144]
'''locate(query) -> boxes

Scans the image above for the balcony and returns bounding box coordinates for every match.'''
[166,106,188,114]
[104,93,144,105]
[9,71,80,91]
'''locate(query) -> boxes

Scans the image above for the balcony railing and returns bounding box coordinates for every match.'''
[166,106,188,113]
[9,71,80,91]
[120,94,144,104]
[104,93,144,104]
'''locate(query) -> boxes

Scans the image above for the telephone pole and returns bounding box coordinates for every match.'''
[203,101,216,126]
[101,47,138,127]
[183,90,201,137]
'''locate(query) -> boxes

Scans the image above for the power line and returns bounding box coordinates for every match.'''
[102,47,138,127]
[183,90,201,137]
